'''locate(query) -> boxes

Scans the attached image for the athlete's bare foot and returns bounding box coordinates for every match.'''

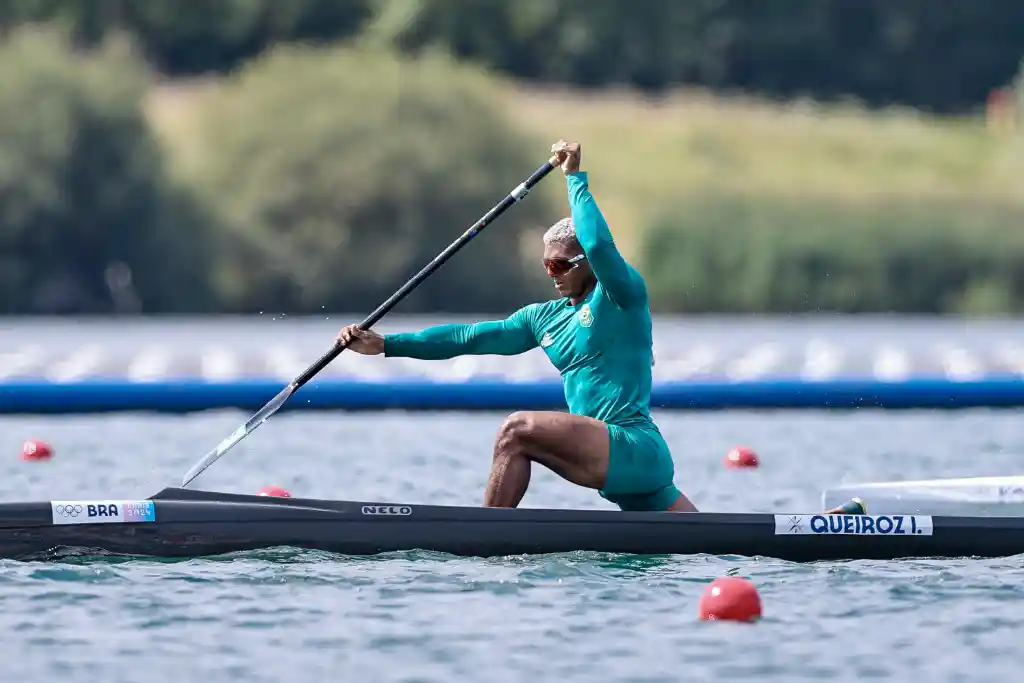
[823,498,866,515]
[665,492,699,512]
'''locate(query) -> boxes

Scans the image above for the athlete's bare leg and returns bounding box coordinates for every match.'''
[483,410,697,511]
[484,411,608,508]
[665,492,699,512]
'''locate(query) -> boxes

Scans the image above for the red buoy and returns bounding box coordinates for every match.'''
[698,576,762,622]
[258,485,291,498]
[21,439,53,461]
[724,446,759,469]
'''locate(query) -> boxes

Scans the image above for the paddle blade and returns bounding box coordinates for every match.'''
[180,384,295,487]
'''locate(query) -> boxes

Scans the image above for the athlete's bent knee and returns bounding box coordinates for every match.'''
[495,411,536,453]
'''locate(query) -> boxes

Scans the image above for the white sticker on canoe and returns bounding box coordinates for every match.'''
[50,501,156,525]
[775,514,933,536]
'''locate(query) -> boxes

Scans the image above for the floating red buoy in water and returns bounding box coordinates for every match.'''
[258,485,291,497]
[698,576,762,622]
[21,439,53,461]
[724,446,759,469]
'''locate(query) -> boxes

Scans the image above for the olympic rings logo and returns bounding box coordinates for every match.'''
[54,504,83,517]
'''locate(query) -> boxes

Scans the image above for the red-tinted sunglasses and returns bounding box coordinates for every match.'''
[543,253,586,277]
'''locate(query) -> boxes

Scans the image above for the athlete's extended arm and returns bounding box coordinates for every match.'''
[384,312,538,360]
[550,139,646,309]
[336,307,537,360]
[566,171,645,309]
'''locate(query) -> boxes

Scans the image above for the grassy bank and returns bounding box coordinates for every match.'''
[500,87,1024,258]
[147,79,1024,261]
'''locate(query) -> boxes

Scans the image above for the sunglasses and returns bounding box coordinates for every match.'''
[543,253,586,277]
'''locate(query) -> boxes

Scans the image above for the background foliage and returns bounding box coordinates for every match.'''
[188,44,555,313]
[0,26,214,314]
[2,2,1023,314]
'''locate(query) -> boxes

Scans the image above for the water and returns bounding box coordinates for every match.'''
[1,408,1023,682]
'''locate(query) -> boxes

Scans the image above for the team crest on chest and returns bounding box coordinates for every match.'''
[577,303,593,328]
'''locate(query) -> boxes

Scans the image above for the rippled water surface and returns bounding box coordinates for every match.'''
[1,408,1023,682]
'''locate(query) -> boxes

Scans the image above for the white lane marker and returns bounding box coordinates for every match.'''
[657,345,717,379]
[996,345,1024,376]
[504,354,555,382]
[47,344,105,382]
[265,345,305,381]
[802,339,842,381]
[449,356,483,380]
[200,347,238,381]
[936,345,984,381]
[725,344,780,381]
[0,345,44,379]
[330,345,391,379]
[127,346,171,382]
[873,346,910,381]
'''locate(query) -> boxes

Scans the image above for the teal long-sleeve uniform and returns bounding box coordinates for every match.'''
[385,171,653,427]
[384,171,680,511]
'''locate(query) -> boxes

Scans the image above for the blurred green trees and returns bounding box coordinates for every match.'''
[187,43,555,313]
[3,0,1022,111]
[0,0,373,75]
[3,2,1024,315]
[0,26,214,313]
[363,0,1024,112]
[640,195,1024,315]
[0,25,557,314]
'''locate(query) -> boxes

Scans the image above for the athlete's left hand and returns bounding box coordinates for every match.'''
[550,140,581,174]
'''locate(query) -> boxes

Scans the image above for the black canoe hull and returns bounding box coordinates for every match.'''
[0,487,1020,562]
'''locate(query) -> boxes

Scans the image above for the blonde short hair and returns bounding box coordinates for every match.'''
[542,217,580,249]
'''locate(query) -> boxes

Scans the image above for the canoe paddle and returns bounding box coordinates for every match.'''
[180,157,558,487]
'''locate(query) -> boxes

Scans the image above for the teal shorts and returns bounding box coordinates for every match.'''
[599,423,681,512]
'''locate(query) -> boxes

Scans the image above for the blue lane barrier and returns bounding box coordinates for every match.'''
[2,376,1024,414]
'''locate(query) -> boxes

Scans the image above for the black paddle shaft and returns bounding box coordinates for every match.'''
[291,159,558,390]
[180,158,558,487]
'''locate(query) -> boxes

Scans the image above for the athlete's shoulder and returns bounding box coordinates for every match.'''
[508,300,558,327]
[624,261,648,289]
[596,262,649,305]
[523,298,564,320]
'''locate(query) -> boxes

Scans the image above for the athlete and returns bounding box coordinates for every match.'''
[336,139,698,512]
